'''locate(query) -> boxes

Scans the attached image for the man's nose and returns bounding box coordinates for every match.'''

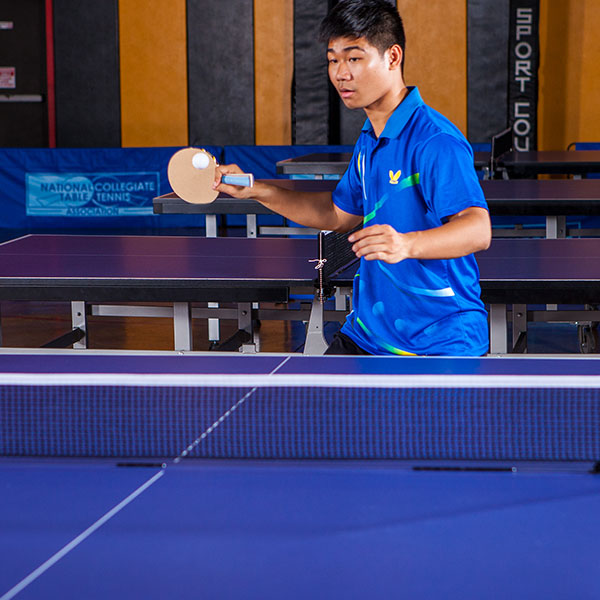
[335,62,351,80]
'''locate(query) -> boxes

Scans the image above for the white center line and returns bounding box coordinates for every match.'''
[2,354,294,599]
[173,355,292,463]
[1,469,165,600]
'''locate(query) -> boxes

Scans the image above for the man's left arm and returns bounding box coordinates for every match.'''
[348,206,491,263]
[350,132,491,263]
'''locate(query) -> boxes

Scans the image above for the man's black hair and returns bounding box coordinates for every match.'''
[319,0,406,67]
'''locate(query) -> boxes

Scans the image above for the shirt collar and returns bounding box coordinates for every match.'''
[361,86,423,139]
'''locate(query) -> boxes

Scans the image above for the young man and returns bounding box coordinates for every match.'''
[215,0,491,356]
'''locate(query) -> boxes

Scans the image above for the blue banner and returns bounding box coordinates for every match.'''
[0,146,221,232]
[26,172,160,217]
[0,145,358,234]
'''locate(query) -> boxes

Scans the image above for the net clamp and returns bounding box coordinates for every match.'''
[309,258,327,270]
[309,258,328,303]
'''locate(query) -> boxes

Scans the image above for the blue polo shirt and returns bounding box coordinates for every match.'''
[332,87,489,356]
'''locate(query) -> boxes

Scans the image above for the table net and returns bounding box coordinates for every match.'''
[320,228,360,279]
[2,382,600,461]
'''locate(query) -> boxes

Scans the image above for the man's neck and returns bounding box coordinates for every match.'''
[365,85,409,138]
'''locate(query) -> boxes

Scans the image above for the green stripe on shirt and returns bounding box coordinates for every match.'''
[363,173,420,225]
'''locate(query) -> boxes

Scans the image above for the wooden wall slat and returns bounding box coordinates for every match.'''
[254,0,293,145]
[538,0,600,149]
[397,0,467,135]
[119,0,188,147]
[577,2,600,144]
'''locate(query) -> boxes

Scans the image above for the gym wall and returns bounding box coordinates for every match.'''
[0,0,598,150]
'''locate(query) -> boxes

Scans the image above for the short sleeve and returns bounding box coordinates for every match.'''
[331,145,366,217]
[418,133,488,221]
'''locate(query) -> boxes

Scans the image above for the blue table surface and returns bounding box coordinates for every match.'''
[2,458,600,599]
[2,352,600,377]
[3,352,600,598]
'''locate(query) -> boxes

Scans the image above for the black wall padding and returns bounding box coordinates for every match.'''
[508,0,539,151]
[0,0,47,146]
[293,0,330,144]
[300,0,394,145]
[339,0,400,145]
[339,100,366,145]
[467,0,510,144]
[53,0,121,147]
[187,0,255,146]
[337,0,394,144]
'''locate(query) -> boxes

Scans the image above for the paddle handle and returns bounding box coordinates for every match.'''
[222,173,254,188]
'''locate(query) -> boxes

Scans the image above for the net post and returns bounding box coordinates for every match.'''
[304,294,328,355]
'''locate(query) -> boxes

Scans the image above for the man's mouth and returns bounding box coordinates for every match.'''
[339,88,355,99]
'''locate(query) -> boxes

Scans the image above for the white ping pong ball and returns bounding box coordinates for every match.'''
[192,152,210,170]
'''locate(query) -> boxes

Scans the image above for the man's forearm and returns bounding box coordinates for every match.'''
[238,182,359,232]
[215,164,361,232]
[406,208,491,259]
[348,207,491,263]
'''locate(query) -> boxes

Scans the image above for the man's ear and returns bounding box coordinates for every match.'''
[387,44,403,70]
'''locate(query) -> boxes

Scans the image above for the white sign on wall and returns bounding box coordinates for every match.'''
[0,67,16,89]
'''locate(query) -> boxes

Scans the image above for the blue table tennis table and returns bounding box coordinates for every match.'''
[1,351,600,599]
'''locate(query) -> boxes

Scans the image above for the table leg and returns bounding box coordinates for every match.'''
[173,302,193,351]
[246,214,257,238]
[238,302,258,353]
[205,213,220,344]
[334,288,347,311]
[245,214,261,340]
[512,304,527,353]
[489,304,508,354]
[71,301,87,349]
[544,216,564,312]
[546,215,566,239]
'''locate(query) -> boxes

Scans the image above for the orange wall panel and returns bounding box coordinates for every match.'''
[539,0,600,149]
[397,0,467,135]
[254,0,294,145]
[119,0,188,147]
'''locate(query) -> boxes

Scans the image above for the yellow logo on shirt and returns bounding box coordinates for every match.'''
[388,170,402,184]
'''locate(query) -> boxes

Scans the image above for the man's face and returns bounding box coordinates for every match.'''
[326,36,397,110]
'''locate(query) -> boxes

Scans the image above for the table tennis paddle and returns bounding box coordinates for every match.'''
[167,147,254,204]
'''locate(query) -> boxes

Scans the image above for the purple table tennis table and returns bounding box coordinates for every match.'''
[275,151,491,177]
[153,179,337,237]
[0,234,325,352]
[2,234,600,354]
[153,178,600,239]
[498,150,600,177]
[1,351,600,600]
[275,150,600,179]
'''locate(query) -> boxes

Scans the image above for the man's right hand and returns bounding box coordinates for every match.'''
[214,163,259,199]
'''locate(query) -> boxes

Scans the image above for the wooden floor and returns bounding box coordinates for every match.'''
[0,300,582,355]
[0,301,306,353]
